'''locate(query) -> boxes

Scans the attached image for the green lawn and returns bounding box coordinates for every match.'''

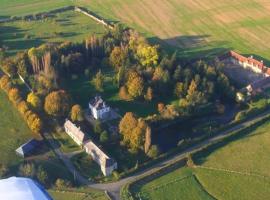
[49,187,109,200]
[131,167,214,200]
[1,9,107,55]
[0,90,32,167]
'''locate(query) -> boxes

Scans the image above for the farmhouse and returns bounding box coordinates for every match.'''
[64,119,117,176]
[220,51,270,99]
[89,96,111,120]
[64,120,86,146]
[84,140,117,176]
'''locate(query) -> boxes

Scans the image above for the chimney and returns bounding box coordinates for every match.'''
[261,60,264,63]
[250,55,253,59]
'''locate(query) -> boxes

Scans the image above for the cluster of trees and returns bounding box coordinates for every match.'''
[0,75,43,137]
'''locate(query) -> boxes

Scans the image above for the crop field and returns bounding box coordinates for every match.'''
[0,9,107,55]
[131,120,270,199]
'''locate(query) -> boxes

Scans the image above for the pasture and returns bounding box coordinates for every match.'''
[131,119,270,199]
[0,9,107,55]
[2,0,270,60]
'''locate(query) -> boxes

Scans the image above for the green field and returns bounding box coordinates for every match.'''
[1,9,107,55]
[49,188,108,200]
[131,120,270,200]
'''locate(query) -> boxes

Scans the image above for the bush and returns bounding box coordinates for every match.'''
[36,166,48,186]
[0,75,12,92]
[17,101,30,115]
[0,164,8,178]
[100,130,109,143]
[94,120,103,134]
[55,179,72,189]
[18,163,36,178]
[147,145,160,158]
[8,87,21,105]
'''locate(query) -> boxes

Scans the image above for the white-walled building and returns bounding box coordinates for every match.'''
[64,120,85,146]
[63,119,117,176]
[84,140,117,176]
[89,96,110,120]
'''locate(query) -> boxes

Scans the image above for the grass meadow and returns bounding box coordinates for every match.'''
[2,0,270,61]
[130,120,270,200]
[1,10,107,55]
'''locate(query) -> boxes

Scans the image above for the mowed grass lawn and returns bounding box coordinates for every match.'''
[131,167,214,200]
[1,10,107,55]
[132,120,270,200]
[0,90,32,166]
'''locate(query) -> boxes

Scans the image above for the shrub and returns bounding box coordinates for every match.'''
[8,87,21,105]
[100,130,109,143]
[0,164,8,178]
[17,101,30,115]
[55,179,72,189]
[27,92,42,110]
[36,166,48,186]
[0,75,12,92]
[147,145,160,158]
[18,163,36,178]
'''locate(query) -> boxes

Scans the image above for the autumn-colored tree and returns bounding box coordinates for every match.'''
[109,46,128,69]
[44,90,71,117]
[144,87,153,101]
[1,58,17,77]
[127,71,144,99]
[157,103,165,113]
[27,92,42,110]
[119,86,131,101]
[92,70,104,92]
[136,44,159,67]
[26,112,43,134]
[174,82,185,98]
[0,75,12,92]
[70,104,84,122]
[186,79,206,108]
[17,101,30,115]
[8,87,21,105]
[119,112,149,150]
[144,126,152,153]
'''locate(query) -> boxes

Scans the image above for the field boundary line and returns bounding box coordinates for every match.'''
[192,174,218,200]
[195,165,270,180]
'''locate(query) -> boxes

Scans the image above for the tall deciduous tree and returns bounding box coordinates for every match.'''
[70,104,84,122]
[44,90,71,117]
[27,92,42,110]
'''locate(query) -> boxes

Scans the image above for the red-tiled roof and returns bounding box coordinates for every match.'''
[222,50,269,74]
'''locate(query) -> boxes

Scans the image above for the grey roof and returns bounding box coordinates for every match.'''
[249,77,270,90]
[64,120,85,143]
[16,139,41,157]
[89,96,108,110]
[105,158,116,167]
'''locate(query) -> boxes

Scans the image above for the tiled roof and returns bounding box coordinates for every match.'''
[64,120,85,143]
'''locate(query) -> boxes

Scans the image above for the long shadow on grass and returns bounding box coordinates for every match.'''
[148,35,230,62]
[193,117,270,165]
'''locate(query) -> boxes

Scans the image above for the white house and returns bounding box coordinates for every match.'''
[64,120,85,146]
[84,140,117,176]
[64,119,117,176]
[89,96,110,120]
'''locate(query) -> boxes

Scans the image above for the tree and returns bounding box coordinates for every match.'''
[147,145,160,158]
[94,120,102,134]
[0,75,12,92]
[186,80,206,108]
[17,101,30,115]
[18,163,35,178]
[70,104,84,122]
[55,179,72,189]
[119,113,148,150]
[100,130,109,143]
[26,112,43,134]
[144,87,153,101]
[174,82,185,98]
[157,103,165,113]
[44,90,71,117]
[36,166,48,186]
[0,164,8,178]
[109,46,128,69]
[136,44,159,67]
[127,71,144,99]
[8,87,21,105]
[1,58,17,77]
[119,86,131,101]
[27,92,42,110]
[92,70,104,92]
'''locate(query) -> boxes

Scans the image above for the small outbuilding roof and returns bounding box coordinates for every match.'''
[89,96,108,110]
[16,139,41,157]
[0,177,53,200]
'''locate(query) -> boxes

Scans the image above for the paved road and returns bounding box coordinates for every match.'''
[46,110,270,200]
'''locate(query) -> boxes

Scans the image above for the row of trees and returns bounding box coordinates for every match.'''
[0,75,43,137]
